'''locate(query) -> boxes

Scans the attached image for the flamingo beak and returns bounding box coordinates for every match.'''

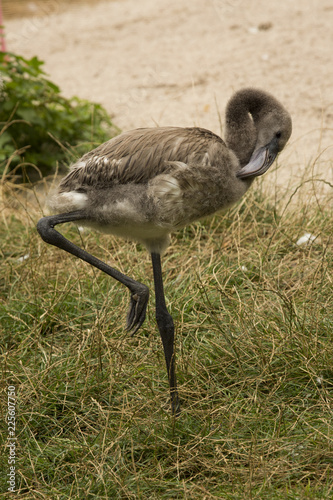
[236,137,280,179]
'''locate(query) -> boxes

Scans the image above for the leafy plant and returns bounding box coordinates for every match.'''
[0,52,119,180]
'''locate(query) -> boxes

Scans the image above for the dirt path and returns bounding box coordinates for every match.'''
[3,0,333,189]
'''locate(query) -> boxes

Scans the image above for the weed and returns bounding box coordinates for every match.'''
[0,52,119,180]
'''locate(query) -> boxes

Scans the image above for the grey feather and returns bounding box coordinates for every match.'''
[49,88,292,253]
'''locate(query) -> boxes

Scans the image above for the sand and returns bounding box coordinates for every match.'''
[3,0,333,190]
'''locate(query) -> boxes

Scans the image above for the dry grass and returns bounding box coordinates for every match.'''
[0,166,333,499]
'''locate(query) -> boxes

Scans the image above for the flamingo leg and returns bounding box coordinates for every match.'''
[37,211,149,334]
[151,252,180,415]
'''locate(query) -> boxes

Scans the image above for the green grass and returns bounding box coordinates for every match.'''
[0,171,332,499]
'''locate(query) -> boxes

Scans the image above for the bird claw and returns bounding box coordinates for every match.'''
[126,286,149,335]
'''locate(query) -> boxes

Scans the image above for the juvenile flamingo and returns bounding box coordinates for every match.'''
[37,88,292,414]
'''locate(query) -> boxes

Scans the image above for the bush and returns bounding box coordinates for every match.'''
[0,52,119,180]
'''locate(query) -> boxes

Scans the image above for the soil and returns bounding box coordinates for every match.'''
[3,0,333,190]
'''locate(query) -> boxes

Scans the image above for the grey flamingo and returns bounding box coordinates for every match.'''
[37,88,292,414]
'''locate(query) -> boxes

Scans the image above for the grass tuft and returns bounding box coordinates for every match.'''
[0,166,332,498]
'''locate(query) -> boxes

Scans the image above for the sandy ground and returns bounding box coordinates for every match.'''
[3,0,333,191]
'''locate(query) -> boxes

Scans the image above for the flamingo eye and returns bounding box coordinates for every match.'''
[276,131,282,139]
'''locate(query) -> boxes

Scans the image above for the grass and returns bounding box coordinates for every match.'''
[0,166,332,499]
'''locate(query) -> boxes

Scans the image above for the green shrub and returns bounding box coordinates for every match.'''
[0,52,119,180]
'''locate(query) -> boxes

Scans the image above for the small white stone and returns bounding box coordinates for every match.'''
[296,233,316,246]
[17,253,30,263]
